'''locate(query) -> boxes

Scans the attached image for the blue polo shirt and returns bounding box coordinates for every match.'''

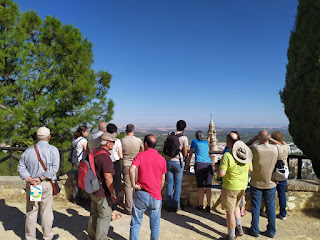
[190,139,212,163]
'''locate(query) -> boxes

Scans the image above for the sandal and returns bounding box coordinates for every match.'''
[111,212,122,221]
[241,210,247,216]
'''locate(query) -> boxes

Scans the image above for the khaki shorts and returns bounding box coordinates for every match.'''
[221,188,245,211]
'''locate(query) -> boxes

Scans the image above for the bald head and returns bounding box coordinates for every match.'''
[98,122,108,132]
[258,130,271,143]
[144,134,157,149]
[227,131,240,148]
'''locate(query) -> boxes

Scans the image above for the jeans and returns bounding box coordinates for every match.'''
[277,179,287,218]
[130,190,162,240]
[250,186,276,236]
[165,161,184,208]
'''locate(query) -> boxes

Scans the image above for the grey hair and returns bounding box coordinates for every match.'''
[100,141,107,146]
[258,130,271,142]
[195,131,205,141]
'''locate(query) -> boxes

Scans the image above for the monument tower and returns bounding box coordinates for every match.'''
[207,114,218,163]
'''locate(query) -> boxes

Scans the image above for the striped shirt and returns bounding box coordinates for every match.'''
[17,141,60,180]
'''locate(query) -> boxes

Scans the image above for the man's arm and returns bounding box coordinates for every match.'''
[217,169,226,177]
[246,134,259,146]
[104,172,116,203]
[182,146,188,157]
[161,174,165,189]
[185,148,193,171]
[139,139,144,152]
[130,164,142,190]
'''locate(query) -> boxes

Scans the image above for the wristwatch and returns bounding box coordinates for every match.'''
[39,177,42,182]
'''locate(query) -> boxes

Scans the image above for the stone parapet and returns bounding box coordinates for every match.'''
[1,173,319,213]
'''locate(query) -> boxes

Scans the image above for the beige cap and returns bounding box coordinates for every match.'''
[37,127,50,138]
[100,132,116,142]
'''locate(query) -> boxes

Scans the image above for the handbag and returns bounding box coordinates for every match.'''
[272,145,289,182]
[34,144,61,195]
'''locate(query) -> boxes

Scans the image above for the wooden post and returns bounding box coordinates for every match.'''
[298,157,302,179]
[59,150,64,176]
[9,150,14,176]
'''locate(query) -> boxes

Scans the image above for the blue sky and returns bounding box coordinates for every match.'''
[16,0,298,128]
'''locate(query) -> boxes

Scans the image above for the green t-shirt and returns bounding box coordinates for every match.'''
[219,150,251,190]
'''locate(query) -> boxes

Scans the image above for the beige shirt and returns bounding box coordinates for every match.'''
[250,143,278,189]
[166,133,188,162]
[121,135,144,166]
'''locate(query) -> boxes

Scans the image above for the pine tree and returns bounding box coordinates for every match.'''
[0,0,114,147]
[280,0,320,177]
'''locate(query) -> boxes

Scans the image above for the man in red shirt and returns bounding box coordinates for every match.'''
[87,132,116,240]
[129,135,167,240]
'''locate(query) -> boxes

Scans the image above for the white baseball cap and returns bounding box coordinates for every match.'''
[37,127,50,138]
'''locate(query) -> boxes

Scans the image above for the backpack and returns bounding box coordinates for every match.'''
[78,149,105,193]
[272,159,289,182]
[68,137,84,164]
[163,132,183,157]
[272,145,289,182]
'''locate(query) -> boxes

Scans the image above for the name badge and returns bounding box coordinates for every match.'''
[30,185,42,201]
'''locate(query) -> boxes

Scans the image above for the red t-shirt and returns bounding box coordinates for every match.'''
[92,148,115,198]
[132,148,167,200]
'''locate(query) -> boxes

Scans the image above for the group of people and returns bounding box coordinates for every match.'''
[215,130,290,240]
[17,120,290,240]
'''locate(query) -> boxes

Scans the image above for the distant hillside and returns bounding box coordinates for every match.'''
[130,127,292,150]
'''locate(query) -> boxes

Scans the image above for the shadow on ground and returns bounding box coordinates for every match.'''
[161,207,226,239]
[0,199,25,239]
[53,208,126,240]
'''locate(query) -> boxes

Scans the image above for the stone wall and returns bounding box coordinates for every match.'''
[4,172,318,213]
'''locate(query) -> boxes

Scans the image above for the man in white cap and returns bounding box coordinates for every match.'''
[17,126,60,240]
[216,132,252,240]
[87,132,117,240]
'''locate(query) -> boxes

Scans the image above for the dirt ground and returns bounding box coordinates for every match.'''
[0,198,319,240]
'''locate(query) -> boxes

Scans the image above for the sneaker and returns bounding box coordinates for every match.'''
[219,235,236,240]
[248,228,259,238]
[163,205,172,212]
[264,231,275,238]
[236,225,244,236]
[196,205,204,213]
[260,210,267,218]
[172,206,181,213]
[280,215,286,220]
[206,206,211,213]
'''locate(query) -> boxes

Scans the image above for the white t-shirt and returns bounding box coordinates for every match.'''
[72,137,87,162]
[109,139,122,162]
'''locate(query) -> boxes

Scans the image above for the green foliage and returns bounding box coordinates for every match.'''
[0,0,114,148]
[280,0,320,177]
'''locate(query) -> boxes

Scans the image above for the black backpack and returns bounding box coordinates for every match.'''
[163,132,183,158]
